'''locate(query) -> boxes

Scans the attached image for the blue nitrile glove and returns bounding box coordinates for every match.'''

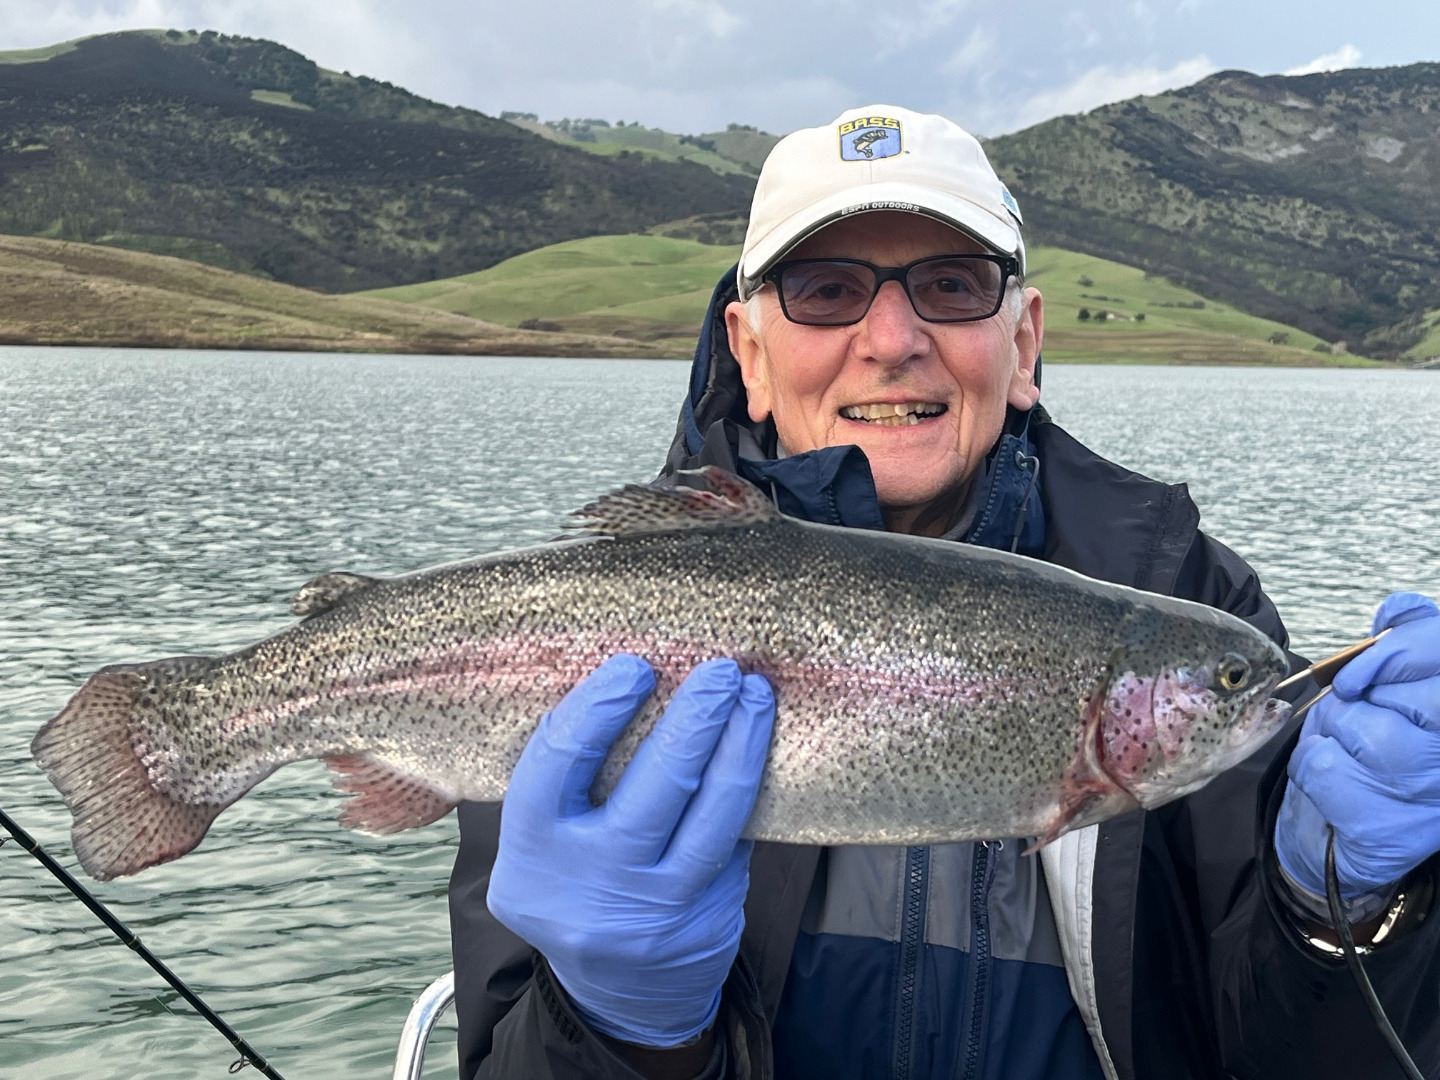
[486,654,775,1047]
[1276,592,1440,912]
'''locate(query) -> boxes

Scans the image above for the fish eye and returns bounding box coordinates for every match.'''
[1218,654,1251,692]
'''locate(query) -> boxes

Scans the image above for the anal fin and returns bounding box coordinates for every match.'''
[323,755,458,835]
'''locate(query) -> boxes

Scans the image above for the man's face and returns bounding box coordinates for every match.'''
[725,211,1044,536]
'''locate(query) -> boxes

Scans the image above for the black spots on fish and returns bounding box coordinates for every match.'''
[1117,603,1171,655]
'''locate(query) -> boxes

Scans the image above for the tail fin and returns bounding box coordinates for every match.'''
[31,667,224,881]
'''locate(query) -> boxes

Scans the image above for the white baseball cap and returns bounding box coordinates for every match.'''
[737,105,1025,299]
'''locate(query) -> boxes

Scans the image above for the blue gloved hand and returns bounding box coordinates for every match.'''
[1276,592,1440,907]
[486,654,775,1047]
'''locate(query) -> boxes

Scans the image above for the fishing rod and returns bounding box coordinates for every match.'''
[0,805,287,1080]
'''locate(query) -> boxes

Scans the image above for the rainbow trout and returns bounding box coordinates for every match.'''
[33,468,1291,882]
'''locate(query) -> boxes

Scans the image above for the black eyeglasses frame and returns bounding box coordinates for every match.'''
[761,254,1022,327]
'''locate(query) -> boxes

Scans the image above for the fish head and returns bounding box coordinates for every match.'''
[1095,602,1291,810]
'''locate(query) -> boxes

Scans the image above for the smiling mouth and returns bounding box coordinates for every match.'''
[839,402,948,427]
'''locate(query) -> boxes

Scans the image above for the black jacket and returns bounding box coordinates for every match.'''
[449,272,1440,1080]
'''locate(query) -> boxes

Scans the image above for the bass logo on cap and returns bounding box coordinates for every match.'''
[838,116,903,161]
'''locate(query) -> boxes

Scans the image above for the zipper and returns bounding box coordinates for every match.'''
[961,840,1001,1080]
[892,845,930,1080]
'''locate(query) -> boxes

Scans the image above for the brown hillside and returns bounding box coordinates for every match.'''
[0,235,671,357]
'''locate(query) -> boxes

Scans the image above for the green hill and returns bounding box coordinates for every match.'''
[363,234,739,353]
[363,233,1373,365]
[0,233,673,357]
[985,64,1440,357]
[0,30,752,293]
[1025,246,1372,365]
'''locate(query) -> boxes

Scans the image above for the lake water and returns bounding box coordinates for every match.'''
[1,346,1436,1080]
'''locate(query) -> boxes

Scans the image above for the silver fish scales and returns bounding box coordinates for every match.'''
[32,468,1291,881]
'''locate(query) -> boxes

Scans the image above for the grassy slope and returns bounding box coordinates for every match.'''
[364,234,1378,365]
[0,28,183,65]
[1404,309,1440,362]
[551,133,752,177]
[700,128,780,171]
[0,234,673,357]
[363,235,741,352]
[0,41,81,64]
[1025,246,1376,365]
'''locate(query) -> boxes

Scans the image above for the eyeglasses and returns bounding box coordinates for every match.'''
[762,254,1020,326]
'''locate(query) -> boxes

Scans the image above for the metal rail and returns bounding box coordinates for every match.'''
[392,971,456,1080]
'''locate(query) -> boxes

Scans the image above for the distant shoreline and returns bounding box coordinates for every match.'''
[0,334,682,360]
[0,340,1408,369]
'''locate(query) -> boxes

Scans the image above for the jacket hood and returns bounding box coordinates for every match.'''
[661,265,1045,553]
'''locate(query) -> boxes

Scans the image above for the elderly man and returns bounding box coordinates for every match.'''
[449,106,1440,1080]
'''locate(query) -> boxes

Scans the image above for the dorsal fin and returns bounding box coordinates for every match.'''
[570,466,781,538]
[291,572,380,617]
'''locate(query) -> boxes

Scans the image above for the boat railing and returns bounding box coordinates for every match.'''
[392,970,456,1080]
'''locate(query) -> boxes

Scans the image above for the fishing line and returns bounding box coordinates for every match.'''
[0,805,288,1080]
[1325,827,1425,1080]
[24,840,185,1021]
[1283,678,1425,1079]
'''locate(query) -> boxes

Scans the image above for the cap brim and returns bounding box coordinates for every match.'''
[739,180,1022,297]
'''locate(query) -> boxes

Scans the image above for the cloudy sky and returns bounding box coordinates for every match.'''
[1,0,1435,136]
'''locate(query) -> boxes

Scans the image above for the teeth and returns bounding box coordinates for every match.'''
[839,402,945,426]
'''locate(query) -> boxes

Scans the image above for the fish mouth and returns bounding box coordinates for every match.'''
[1232,675,1292,746]
[838,401,948,427]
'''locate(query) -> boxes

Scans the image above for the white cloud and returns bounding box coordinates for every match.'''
[921,0,972,21]
[1284,43,1361,75]
[873,0,973,59]
[649,0,743,38]
[1128,0,1158,32]
[941,23,997,76]
[1005,53,1216,131]
[1062,9,1102,50]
